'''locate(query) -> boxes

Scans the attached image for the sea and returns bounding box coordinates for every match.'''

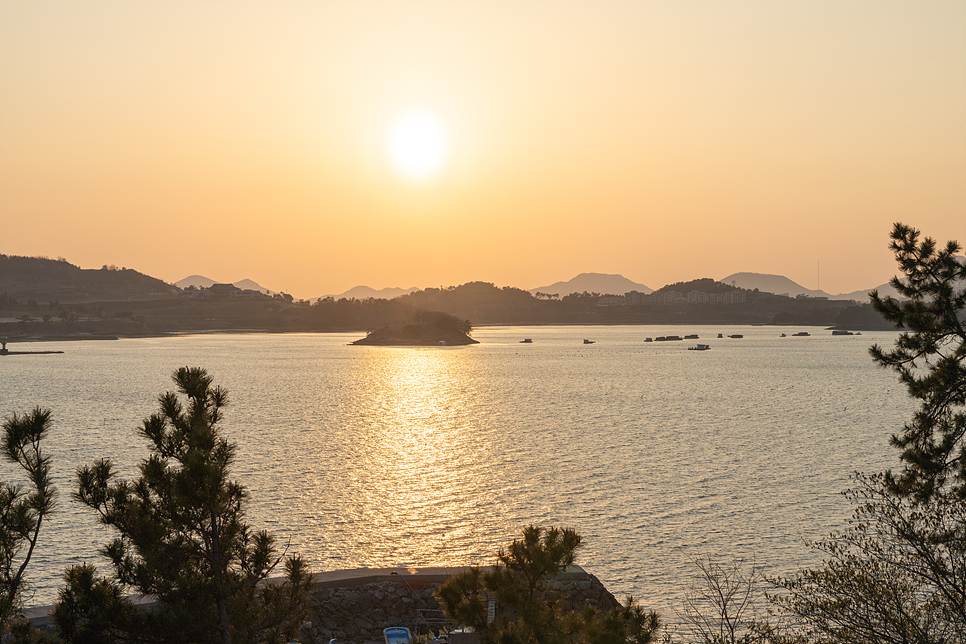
[0,325,910,616]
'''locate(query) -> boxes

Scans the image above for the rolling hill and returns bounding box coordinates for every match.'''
[324,285,421,300]
[175,275,271,293]
[0,255,178,303]
[720,272,899,301]
[529,272,652,296]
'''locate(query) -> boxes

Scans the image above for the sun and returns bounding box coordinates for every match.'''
[387,110,448,182]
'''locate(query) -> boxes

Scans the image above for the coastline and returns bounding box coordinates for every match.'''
[21,565,612,643]
[1,320,865,346]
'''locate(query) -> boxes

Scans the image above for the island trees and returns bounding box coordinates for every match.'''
[0,407,56,629]
[69,367,311,644]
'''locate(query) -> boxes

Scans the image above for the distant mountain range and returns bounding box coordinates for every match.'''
[175,276,421,301]
[177,270,899,302]
[1,256,916,333]
[525,271,898,301]
[175,275,271,294]
[0,259,895,306]
[322,285,421,300]
[720,272,900,301]
[528,273,653,296]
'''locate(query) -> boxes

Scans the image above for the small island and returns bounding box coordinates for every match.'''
[351,311,479,346]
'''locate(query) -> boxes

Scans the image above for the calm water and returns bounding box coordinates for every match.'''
[1,326,909,614]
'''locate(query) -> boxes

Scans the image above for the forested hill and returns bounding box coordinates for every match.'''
[396,282,564,324]
[1,264,894,337]
[0,255,178,304]
[388,279,887,328]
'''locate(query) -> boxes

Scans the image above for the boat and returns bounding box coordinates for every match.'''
[583,339,595,344]
[792,332,810,337]
[717,333,723,338]
[780,333,786,337]
[520,338,533,343]
[728,334,743,339]
[831,330,854,336]
[644,337,653,342]
[688,344,711,351]
[384,627,413,644]
[684,334,699,340]
[655,335,682,342]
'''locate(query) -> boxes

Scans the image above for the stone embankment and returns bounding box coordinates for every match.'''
[23,566,618,644]
[303,566,618,643]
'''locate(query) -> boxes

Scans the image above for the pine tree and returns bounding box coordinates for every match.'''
[72,367,311,644]
[0,407,56,629]
[766,224,966,643]
[870,222,966,500]
[437,525,661,644]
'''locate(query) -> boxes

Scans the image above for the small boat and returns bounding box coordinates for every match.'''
[780,333,786,337]
[644,337,653,342]
[729,334,743,339]
[384,627,413,644]
[688,344,711,351]
[717,333,723,338]
[583,339,595,344]
[520,338,533,343]
[792,332,810,337]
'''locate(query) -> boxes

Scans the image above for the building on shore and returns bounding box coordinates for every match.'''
[601,287,747,307]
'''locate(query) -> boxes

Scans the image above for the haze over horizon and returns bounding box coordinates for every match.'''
[2,2,963,300]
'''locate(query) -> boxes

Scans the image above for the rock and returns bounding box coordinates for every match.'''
[305,570,617,642]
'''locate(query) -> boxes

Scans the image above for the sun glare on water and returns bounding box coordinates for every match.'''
[388,110,448,182]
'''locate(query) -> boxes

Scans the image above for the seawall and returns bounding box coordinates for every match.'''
[23,565,619,643]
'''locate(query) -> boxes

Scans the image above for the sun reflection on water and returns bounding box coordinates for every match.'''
[340,347,503,567]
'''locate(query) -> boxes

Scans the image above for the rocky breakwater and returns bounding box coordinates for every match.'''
[304,566,618,643]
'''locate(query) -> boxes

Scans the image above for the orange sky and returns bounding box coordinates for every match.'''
[2,2,964,298]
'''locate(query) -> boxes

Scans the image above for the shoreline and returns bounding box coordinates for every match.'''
[0,321,863,346]
[21,565,608,643]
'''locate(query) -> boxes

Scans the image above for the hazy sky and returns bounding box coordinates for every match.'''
[2,2,964,298]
